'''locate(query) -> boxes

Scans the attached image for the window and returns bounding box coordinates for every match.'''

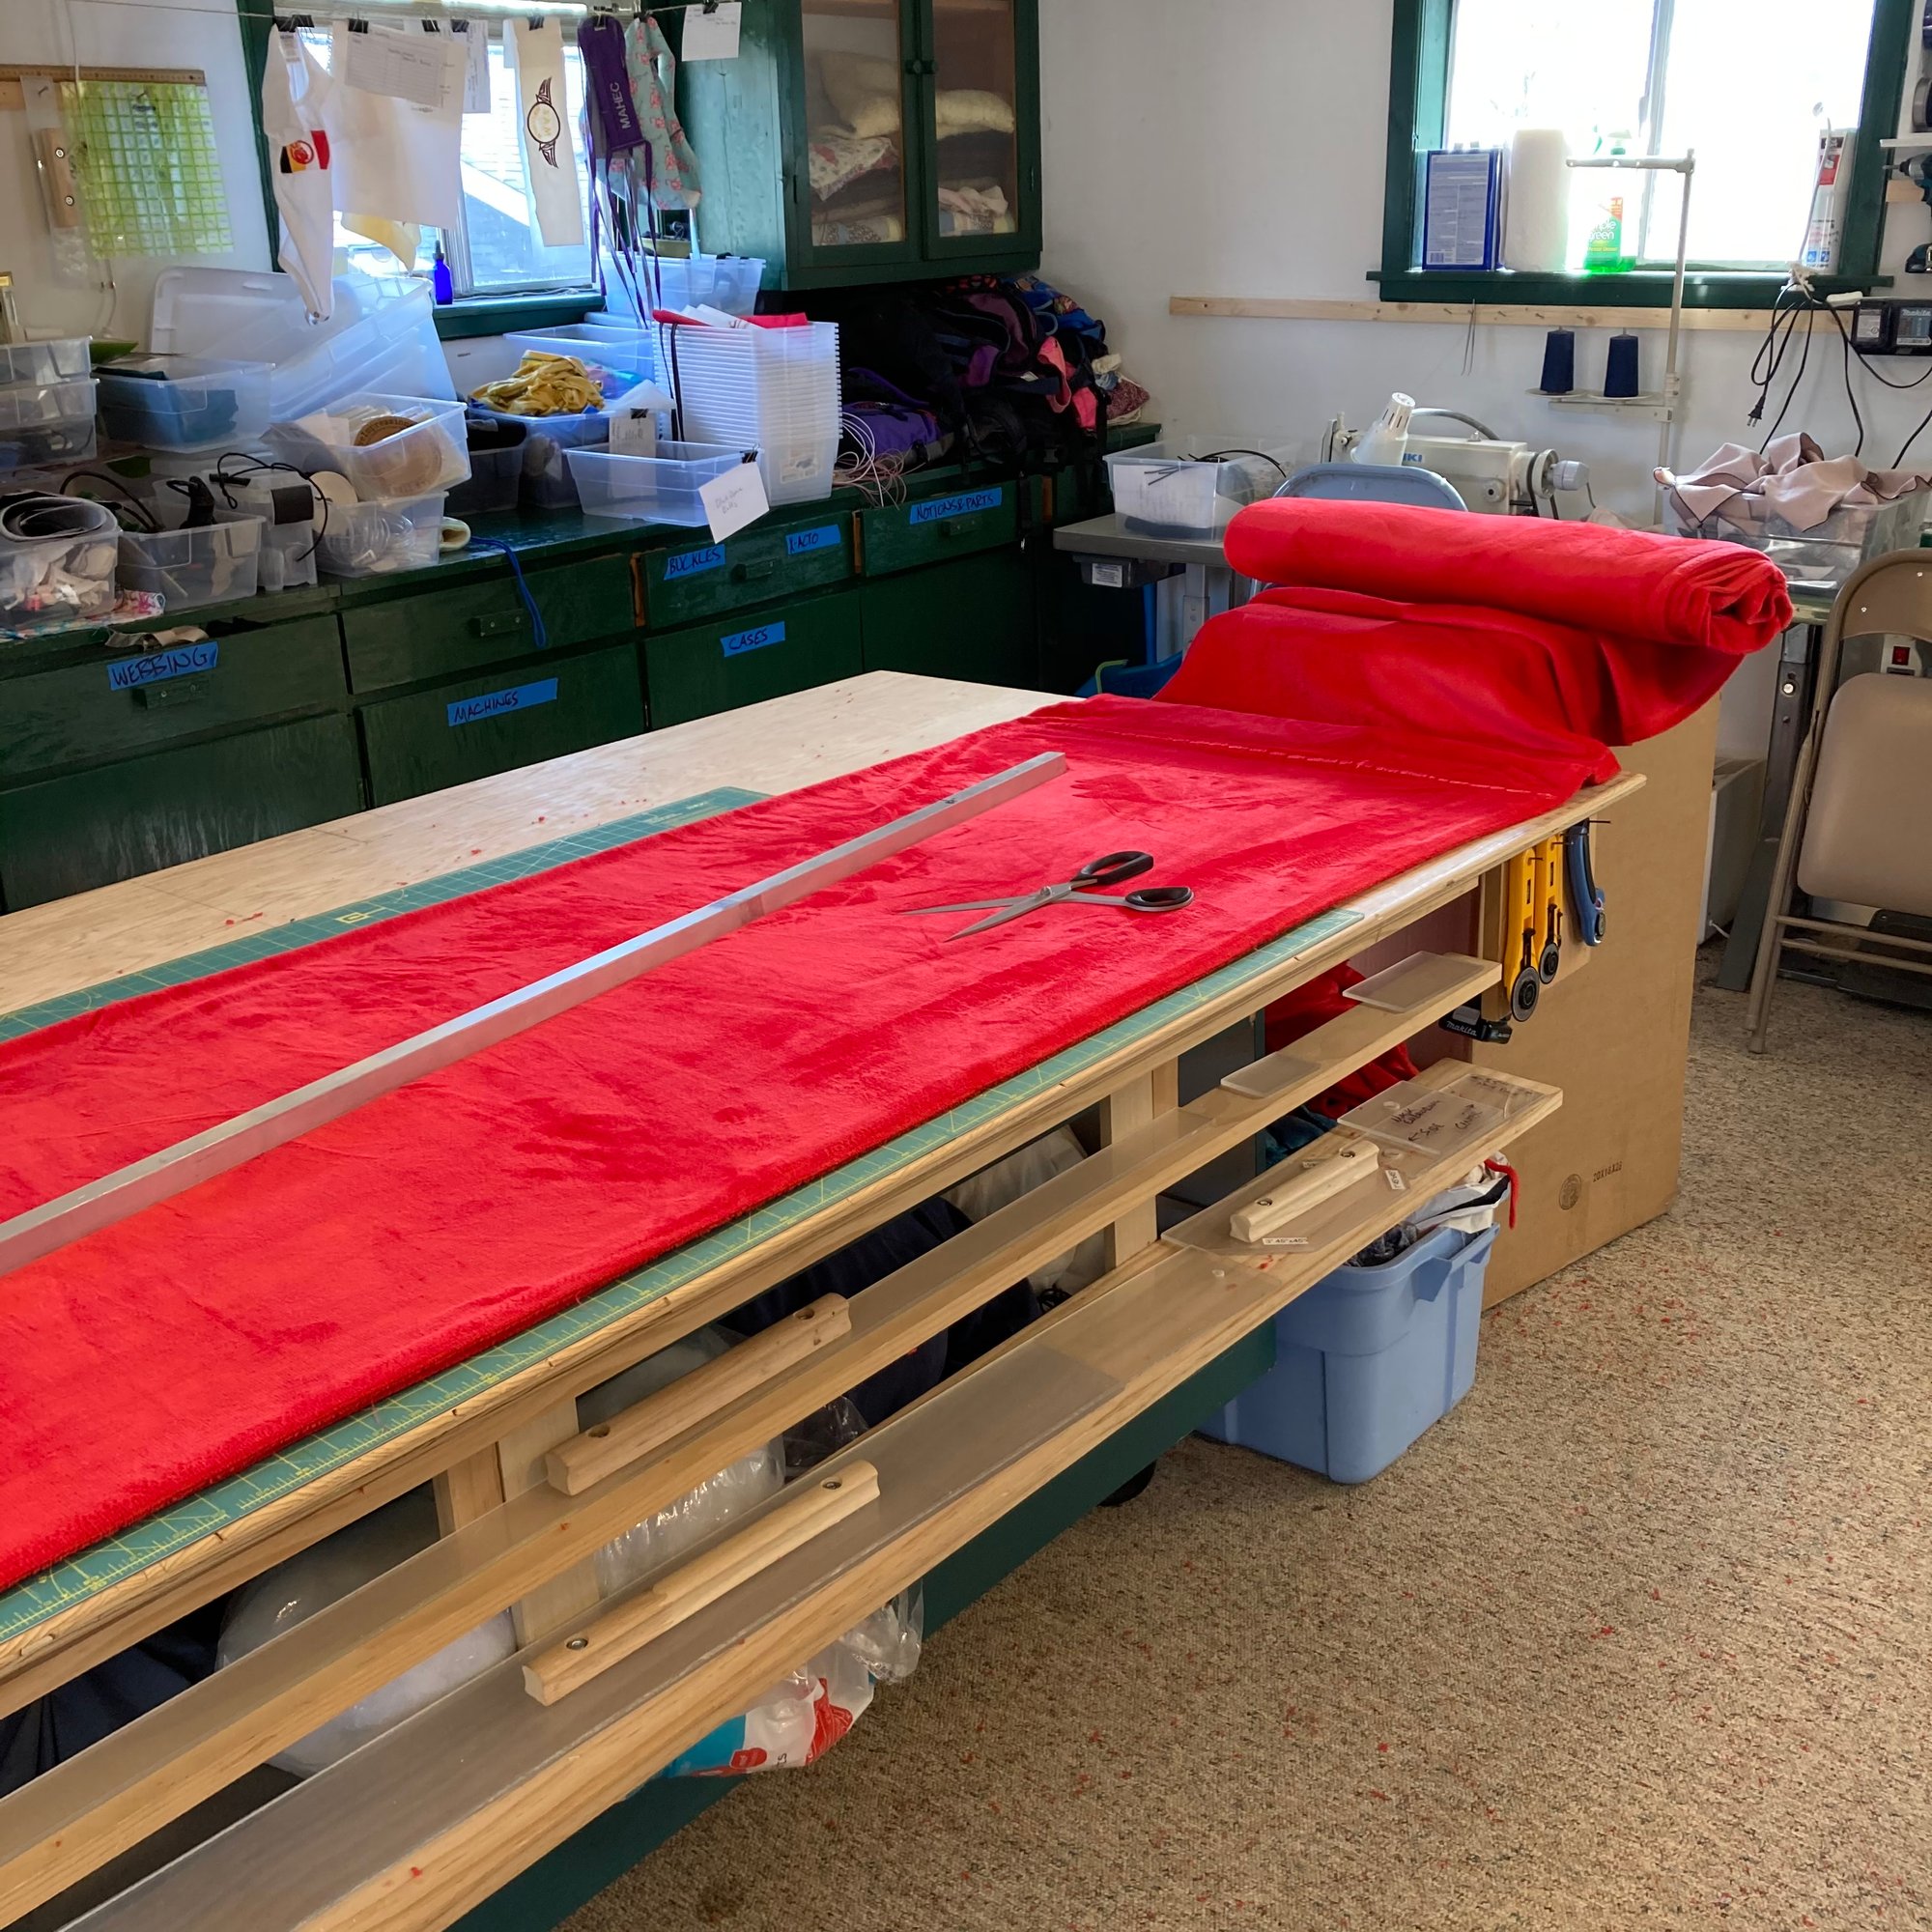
[1382,0,1912,296]
[292,23,594,298]
[1445,0,1876,269]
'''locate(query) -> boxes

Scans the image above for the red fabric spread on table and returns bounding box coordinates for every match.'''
[1159,499,1792,781]
[0,697,1596,1589]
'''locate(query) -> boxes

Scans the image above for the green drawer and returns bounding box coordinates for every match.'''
[0,615,347,781]
[360,643,645,807]
[642,589,864,728]
[639,514,852,629]
[858,483,1018,577]
[342,554,635,693]
[859,551,1039,689]
[0,714,364,910]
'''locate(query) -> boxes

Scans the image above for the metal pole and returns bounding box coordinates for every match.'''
[0,752,1069,1279]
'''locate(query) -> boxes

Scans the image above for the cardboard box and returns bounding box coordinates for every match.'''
[1348,701,1719,1304]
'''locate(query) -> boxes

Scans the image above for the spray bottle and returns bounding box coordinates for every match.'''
[1583,131,1634,273]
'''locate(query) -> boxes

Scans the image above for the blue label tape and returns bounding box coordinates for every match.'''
[784,524,841,557]
[664,544,725,581]
[721,620,785,658]
[108,641,218,691]
[447,677,559,727]
[909,488,1002,525]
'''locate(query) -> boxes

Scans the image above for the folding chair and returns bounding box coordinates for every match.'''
[1745,548,1932,1052]
[1273,461,1468,511]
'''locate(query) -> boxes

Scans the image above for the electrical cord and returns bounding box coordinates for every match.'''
[1196,448,1289,478]
[463,536,548,649]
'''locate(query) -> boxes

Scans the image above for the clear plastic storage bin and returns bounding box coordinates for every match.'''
[316,493,446,578]
[474,408,610,510]
[222,509,318,594]
[117,520,263,610]
[0,378,98,471]
[97,355,273,453]
[0,506,119,629]
[0,337,92,386]
[673,322,839,505]
[501,327,657,399]
[444,440,525,518]
[265,393,470,498]
[567,442,751,526]
[1104,444,1269,539]
[641,254,764,317]
[1670,489,1931,582]
[150,269,455,418]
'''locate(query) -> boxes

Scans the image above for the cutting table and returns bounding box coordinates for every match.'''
[0,672,1637,1931]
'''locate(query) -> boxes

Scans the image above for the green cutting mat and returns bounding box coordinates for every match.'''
[0,791,1362,1640]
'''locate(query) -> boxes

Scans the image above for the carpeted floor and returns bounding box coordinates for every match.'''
[564,972,1932,1931]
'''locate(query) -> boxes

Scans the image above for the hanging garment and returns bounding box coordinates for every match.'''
[506,17,584,247]
[259,29,335,321]
[325,21,465,234]
[625,14,701,208]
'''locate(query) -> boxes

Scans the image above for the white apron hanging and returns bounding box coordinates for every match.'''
[259,29,336,321]
[326,21,466,235]
[506,18,584,247]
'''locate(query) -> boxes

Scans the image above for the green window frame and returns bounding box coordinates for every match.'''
[1378,0,1915,308]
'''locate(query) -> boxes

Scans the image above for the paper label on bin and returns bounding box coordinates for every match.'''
[680,2,742,59]
[700,459,769,541]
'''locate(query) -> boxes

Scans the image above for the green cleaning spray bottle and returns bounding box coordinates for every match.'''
[1583,131,1634,273]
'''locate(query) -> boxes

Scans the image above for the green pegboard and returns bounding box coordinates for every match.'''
[0,790,1364,1639]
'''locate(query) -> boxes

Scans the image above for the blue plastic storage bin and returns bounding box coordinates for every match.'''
[1201,1221,1497,1483]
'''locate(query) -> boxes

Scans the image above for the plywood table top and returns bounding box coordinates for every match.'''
[0,673,1058,1016]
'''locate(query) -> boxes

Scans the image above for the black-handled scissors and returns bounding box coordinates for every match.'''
[904,849,1195,940]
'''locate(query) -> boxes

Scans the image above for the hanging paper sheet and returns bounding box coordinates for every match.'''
[260,31,336,321]
[507,17,584,247]
[325,20,466,233]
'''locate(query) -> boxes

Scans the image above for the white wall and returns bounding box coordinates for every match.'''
[0,0,272,343]
[1037,0,1922,756]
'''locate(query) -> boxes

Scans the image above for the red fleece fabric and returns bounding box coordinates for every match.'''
[0,697,1599,1589]
[1159,501,1792,781]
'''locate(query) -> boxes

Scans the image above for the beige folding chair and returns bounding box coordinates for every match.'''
[1747,549,1932,1052]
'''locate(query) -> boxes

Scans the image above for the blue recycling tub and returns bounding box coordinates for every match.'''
[1200,1221,1497,1483]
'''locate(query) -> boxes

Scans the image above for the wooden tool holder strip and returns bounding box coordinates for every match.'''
[0,776,1635,1726]
[0,952,1497,1920]
[0,753,1066,1280]
[64,1067,1563,1932]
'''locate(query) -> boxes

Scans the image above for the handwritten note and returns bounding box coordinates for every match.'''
[681,3,743,61]
[699,457,770,542]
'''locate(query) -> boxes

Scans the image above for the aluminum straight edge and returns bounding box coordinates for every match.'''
[0,752,1068,1281]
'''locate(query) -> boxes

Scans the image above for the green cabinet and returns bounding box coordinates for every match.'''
[639,513,852,629]
[0,715,365,910]
[857,481,1020,576]
[859,549,1037,687]
[341,555,636,694]
[678,0,1041,290]
[360,644,645,807]
[644,589,866,727]
[0,616,348,781]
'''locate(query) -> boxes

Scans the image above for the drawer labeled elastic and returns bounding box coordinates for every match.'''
[0,614,347,781]
[0,714,364,911]
[858,551,1038,689]
[643,588,863,728]
[639,514,852,629]
[342,554,635,694]
[858,482,1018,577]
[360,642,644,806]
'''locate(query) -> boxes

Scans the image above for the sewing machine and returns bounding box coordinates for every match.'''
[1324,409,1585,516]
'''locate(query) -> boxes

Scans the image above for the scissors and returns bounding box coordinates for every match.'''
[904,850,1195,940]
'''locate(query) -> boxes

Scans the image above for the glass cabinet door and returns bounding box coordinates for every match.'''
[923,0,1025,251]
[799,0,915,257]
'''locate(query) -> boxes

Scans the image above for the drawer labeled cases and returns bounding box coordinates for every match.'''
[643,589,864,727]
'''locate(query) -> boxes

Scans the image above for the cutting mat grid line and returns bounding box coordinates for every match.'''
[0,807,1362,1636]
[0,789,764,1042]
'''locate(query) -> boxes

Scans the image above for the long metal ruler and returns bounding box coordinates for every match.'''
[0,753,1066,1279]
